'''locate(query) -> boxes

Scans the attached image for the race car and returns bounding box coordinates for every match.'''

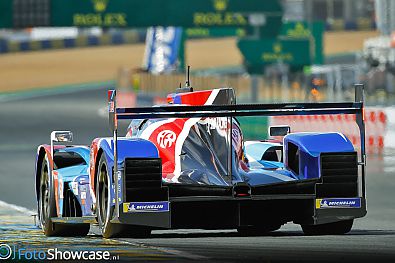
[34,84,367,238]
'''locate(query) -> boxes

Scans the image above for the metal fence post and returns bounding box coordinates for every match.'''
[251,75,259,103]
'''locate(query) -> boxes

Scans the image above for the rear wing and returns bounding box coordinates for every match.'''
[107,84,366,216]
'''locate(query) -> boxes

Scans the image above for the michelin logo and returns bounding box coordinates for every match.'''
[123,202,169,213]
[316,198,361,209]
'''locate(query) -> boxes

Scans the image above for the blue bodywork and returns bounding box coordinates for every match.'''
[35,87,366,235]
[244,132,355,184]
[97,137,159,206]
[53,138,158,217]
[99,137,159,168]
[51,131,355,218]
[54,147,92,217]
[285,132,354,157]
[284,132,354,180]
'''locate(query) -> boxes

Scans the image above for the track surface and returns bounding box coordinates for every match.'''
[0,87,395,262]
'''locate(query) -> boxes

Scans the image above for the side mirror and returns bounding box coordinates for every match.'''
[50,131,73,170]
[269,126,290,137]
[51,131,73,143]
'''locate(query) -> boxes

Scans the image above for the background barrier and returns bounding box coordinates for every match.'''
[117,71,393,153]
[384,107,395,150]
[0,30,145,54]
[325,18,376,31]
[270,108,389,154]
[117,70,308,103]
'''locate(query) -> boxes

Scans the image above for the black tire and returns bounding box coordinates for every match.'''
[237,224,281,236]
[96,155,151,238]
[38,156,89,237]
[96,154,123,238]
[301,219,354,235]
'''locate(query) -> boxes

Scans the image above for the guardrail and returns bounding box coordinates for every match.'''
[325,18,376,31]
[0,31,145,54]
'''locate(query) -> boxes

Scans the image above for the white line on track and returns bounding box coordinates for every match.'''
[0,200,209,260]
[116,239,209,261]
[0,200,36,215]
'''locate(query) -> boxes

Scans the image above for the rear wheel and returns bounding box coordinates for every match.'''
[301,219,354,235]
[96,155,121,238]
[38,156,89,236]
[38,157,59,236]
[96,155,151,238]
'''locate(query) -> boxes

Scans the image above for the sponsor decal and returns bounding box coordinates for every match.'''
[73,0,126,27]
[199,117,228,135]
[88,139,100,188]
[261,42,294,62]
[71,182,79,196]
[58,179,64,199]
[92,0,108,12]
[157,130,177,148]
[213,0,228,11]
[193,0,247,27]
[52,170,58,180]
[316,198,361,209]
[108,101,115,113]
[232,127,242,149]
[123,202,169,213]
[143,27,183,74]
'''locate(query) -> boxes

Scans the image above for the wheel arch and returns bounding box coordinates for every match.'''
[92,147,104,198]
[92,138,159,208]
[35,146,51,202]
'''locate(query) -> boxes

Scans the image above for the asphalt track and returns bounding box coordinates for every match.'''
[0,87,395,262]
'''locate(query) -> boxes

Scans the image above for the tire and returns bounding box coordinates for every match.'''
[96,154,122,238]
[237,224,281,236]
[96,154,151,238]
[301,219,354,235]
[38,156,89,237]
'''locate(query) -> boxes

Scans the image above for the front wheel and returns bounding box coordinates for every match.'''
[38,156,89,237]
[301,219,354,235]
[96,155,123,238]
[39,156,60,236]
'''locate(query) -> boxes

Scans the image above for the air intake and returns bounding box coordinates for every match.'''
[316,152,358,198]
[124,158,162,189]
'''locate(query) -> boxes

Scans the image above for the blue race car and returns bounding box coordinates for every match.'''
[35,85,367,238]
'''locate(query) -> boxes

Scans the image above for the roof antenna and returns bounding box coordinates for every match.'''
[185,65,191,88]
[176,65,193,93]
